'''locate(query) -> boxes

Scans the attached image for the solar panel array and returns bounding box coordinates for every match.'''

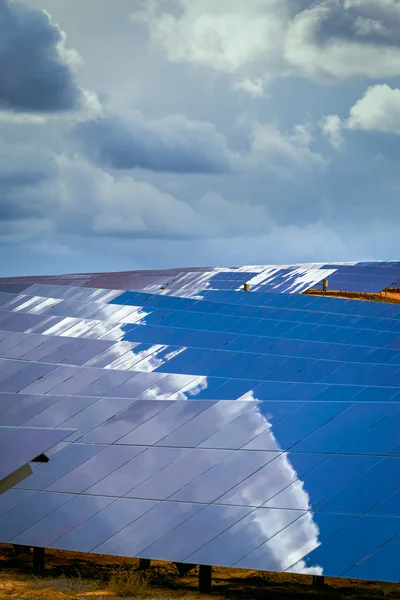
[0,269,399,583]
[315,265,400,294]
[2,260,400,296]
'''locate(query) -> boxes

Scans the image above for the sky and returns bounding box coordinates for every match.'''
[1,0,400,276]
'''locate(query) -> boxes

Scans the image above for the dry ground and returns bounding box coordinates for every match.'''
[1,544,399,600]
[305,290,400,304]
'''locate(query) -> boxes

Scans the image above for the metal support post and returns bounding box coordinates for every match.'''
[312,575,325,589]
[199,565,212,593]
[33,547,45,575]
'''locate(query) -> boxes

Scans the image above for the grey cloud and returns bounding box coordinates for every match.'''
[54,156,271,242]
[0,0,82,112]
[3,0,400,273]
[0,171,48,189]
[312,0,400,48]
[72,112,234,174]
[0,130,398,249]
[284,1,400,80]
[0,139,59,227]
[2,136,400,270]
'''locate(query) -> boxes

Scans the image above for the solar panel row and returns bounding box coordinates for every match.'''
[5,261,400,295]
[2,318,400,399]
[4,289,400,346]
[1,289,400,397]
[0,275,399,583]
[1,395,400,580]
[1,393,399,456]
[200,289,400,318]
[5,284,400,322]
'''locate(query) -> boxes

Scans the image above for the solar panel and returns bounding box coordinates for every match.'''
[0,264,400,583]
[0,426,74,492]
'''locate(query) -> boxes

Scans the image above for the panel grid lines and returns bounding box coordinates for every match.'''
[1,266,400,583]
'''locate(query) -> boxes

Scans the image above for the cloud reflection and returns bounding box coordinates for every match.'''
[6,290,325,574]
[180,396,324,573]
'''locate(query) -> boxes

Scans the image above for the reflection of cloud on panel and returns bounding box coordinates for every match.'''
[231,398,322,574]
[104,344,147,370]
[7,284,323,575]
[41,317,84,336]
[104,345,186,373]
[287,553,324,576]
[266,511,322,574]
[84,342,138,368]
[109,344,166,371]
[59,320,100,338]
[10,296,63,313]
[130,346,186,372]
[36,317,121,341]
[9,293,151,334]
[235,265,336,294]
[238,390,261,402]
[142,373,199,400]
[140,263,344,296]
[109,307,149,324]
[32,304,151,346]
[180,376,209,398]
[164,348,186,362]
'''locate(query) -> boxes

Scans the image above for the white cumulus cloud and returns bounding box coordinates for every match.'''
[132,0,400,87]
[346,84,400,134]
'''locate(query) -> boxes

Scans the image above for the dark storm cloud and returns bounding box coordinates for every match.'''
[73,113,233,174]
[3,0,400,274]
[0,0,82,112]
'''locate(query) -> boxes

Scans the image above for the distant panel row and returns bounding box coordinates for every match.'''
[200,289,400,319]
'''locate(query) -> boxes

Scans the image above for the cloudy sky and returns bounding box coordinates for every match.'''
[1,0,400,276]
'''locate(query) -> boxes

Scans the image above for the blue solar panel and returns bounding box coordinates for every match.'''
[0,426,74,482]
[0,264,400,582]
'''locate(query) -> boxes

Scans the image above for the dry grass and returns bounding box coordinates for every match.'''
[1,544,400,600]
[108,564,184,597]
[108,568,151,597]
[30,574,100,594]
[0,577,96,599]
[304,289,400,304]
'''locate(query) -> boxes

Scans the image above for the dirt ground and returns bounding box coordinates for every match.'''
[1,544,399,600]
[305,289,400,304]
